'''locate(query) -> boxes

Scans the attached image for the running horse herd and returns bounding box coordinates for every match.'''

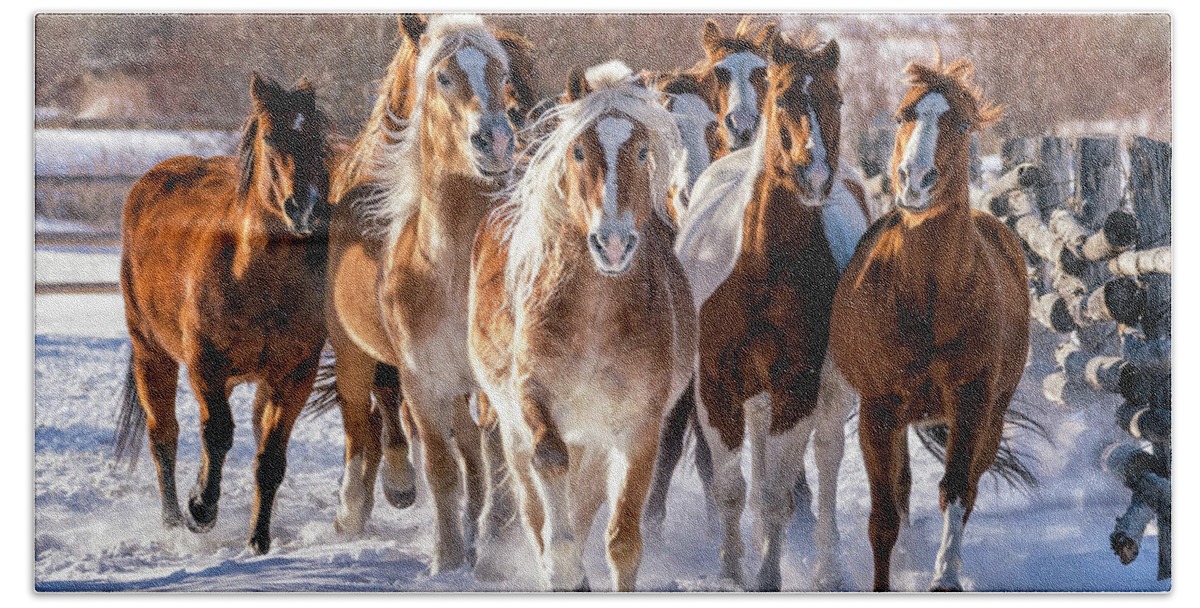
[114,14,1031,592]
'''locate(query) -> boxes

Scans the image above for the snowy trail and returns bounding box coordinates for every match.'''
[33,293,1168,592]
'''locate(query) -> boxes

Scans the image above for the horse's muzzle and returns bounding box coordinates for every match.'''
[587,227,639,276]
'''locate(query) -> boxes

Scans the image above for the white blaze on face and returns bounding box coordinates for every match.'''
[802,75,831,193]
[456,45,490,108]
[292,113,305,131]
[670,93,719,184]
[596,116,634,218]
[898,91,950,207]
[717,52,767,124]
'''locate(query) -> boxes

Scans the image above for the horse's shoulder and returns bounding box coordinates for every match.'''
[471,208,511,283]
[971,210,1026,278]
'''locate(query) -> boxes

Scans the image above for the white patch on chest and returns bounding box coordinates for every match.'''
[596,117,634,216]
[717,52,766,115]
[456,46,490,107]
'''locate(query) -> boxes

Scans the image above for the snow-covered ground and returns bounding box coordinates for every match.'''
[33,288,1169,592]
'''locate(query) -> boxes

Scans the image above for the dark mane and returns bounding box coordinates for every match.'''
[236,114,261,200]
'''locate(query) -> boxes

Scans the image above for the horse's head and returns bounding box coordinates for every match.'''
[892,55,1002,212]
[697,18,777,151]
[659,73,727,170]
[242,73,331,237]
[554,65,684,277]
[765,34,842,198]
[413,15,515,177]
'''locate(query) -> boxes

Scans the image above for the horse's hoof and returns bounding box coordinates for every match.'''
[431,546,467,576]
[162,508,184,528]
[574,577,591,592]
[247,534,271,556]
[929,582,963,592]
[185,497,218,533]
[755,568,782,592]
[333,515,364,535]
[532,435,569,471]
[384,486,417,509]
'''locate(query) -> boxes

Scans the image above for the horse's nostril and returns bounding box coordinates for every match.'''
[921,168,939,190]
[588,232,603,253]
[471,131,492,152]
[724,114,736,130]
[624,234,638,256]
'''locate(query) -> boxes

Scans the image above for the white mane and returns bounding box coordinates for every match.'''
[355,14,509,243]
[495,61,688,310]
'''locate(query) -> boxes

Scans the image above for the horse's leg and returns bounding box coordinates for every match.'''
[606,417,660,592]
[812,356,852,589]
[860,393,905,592]
[183,346,235,534]
[451,394,486,567]
[688,403,720,534]
[568,445,608,591]
[642,379,693,536]
[130,336,183,527]
[511,446,546,555]
[375,363,417,509]
[474,394,526,582]
[331,341,383,534]
[247,357,318,555]
[521,392,584,591]
[405,379,468,574]
[754,394,813,592]
[251,382,269,447]
[696,376,747,588]
[929,378,998,592]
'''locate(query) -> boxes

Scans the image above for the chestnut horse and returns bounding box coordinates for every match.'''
[694,18,777,151]
[469,61,694,591]
[829,57,1028,591]
[115,74,332,555]
[322,14,515,574]
[673,35,867,591]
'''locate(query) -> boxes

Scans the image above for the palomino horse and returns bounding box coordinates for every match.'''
[829,57,1028,591]
[673,35,866,591]
[115,74,332,555]
[322,14,515,574]
[469,61,694,591]
[694,18,777,151]
[321,13,539,541]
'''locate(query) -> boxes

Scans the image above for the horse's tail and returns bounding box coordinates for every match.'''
[303,344,342,419]
[113,356,146,470]
[914,408,1048,491]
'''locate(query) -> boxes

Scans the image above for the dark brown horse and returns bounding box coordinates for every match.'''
[829,57,1028,591]
[673,35,858,591]
[115,74,332,555]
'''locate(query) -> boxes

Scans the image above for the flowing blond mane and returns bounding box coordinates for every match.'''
[350,14,509,242]
[494,61,688,310]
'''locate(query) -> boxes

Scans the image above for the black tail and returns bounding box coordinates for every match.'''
[303,343,342,419]
[914,408,1050,491]
[113,357,146,470]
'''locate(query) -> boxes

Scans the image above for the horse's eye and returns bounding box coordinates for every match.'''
[637,144,649,163]
[713,67,730,83]
[775,96,787,109]
[436,71,451,87]
[574,145,585,162]
[957,120,970,134]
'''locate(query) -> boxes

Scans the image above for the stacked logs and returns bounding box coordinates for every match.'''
[978,136,1171,581]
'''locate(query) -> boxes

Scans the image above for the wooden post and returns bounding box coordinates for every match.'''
[1076,137,1123,230]
[1036,137,1074,221]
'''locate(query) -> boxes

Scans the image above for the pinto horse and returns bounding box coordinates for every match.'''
[829,57,1027,592]
[321,14,516,574]
[469,61,694,591]
[694,18,777,151]
[115,74,332,554]
[673,35,864,591]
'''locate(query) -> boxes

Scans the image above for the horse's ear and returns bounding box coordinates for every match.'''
[816,39,840,70]
[295,77,315,96]
[399,13,427,46]
[566,65,592,102]
[251,71,279,108]
[770,36,794,66]
[756,23,779,49]
[701,19,723,54]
